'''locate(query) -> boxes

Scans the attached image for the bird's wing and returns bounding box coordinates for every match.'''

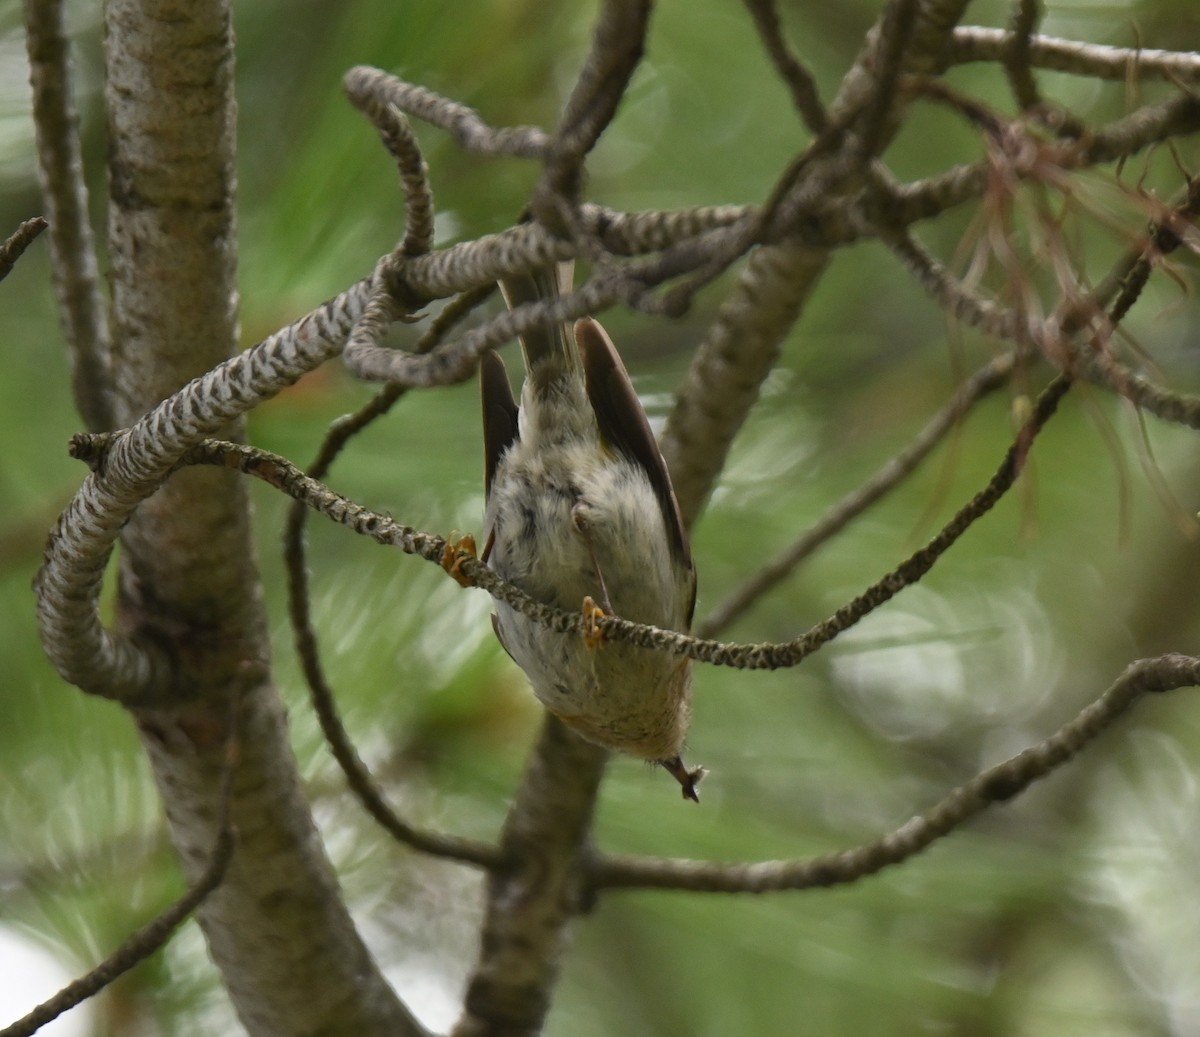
[480,348,519,502]
[575,317,696,624]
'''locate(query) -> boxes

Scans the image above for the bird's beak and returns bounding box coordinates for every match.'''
[660,756,705,802]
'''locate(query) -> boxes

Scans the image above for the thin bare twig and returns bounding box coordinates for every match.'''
[742,0,828,133]
[887,230,1023,337]
[887,90,1200,231]
[1001,0,1043,113]
[855,0,921,163]
[284,495,500,867]
[338,81,439,374]
[342,273,411,382]
[0,702,240,1037]
[770,373,1070,666]
[590,654,1200,891]
[0,217,47,282]
[697,351,1018,638]
[23,0,113,432]
[310,286,496,478]
[283,287,501,869]
[536,0,653,222]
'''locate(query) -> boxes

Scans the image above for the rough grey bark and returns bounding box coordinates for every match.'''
[101,2,423,1033]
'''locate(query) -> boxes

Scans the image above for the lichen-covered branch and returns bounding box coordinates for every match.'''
[591,654,1200,892]
[36,279,376,701]
[950,26,1200,82]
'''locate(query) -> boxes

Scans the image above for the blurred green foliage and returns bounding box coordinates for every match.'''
[3,1,1200,1034]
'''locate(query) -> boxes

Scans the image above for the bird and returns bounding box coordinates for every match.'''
[478,263,704,801]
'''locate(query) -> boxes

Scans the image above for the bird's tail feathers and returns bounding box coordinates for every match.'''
[499,262,580,388]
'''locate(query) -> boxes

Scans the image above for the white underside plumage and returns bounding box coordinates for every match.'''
[485,376,693,761]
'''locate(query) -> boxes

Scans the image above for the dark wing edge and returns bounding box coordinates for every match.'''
[481,349,519,501]
[575,317,696,624]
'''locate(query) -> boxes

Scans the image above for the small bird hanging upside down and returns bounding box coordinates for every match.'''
[475,264,704,801]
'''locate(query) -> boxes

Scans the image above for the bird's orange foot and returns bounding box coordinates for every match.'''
[581,595,609,651]
[660,756,706,803]
[440,532,478,588]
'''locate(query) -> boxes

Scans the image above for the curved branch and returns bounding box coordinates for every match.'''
[590,654,1200,892]
[346,254,628,386]
[854,0,921,162]
[344,71,436,258]
[404,205,749,297]
[344,65,549,159]
[283,493,501,866]
[348,212,757,387]
[1000,0,1044,113]
[33,199,753,702]
[743,0,828,134]
[35,279,376,700]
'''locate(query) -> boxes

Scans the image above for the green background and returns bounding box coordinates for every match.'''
[3,1,1200,1034]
